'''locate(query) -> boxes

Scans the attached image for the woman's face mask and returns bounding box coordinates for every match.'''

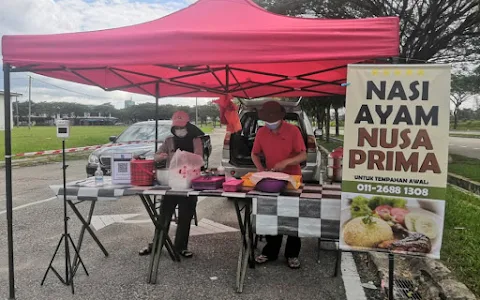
[174,128,188,138]
[265,120,281,130]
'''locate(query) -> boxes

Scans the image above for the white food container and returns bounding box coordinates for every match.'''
[156,169,169,186]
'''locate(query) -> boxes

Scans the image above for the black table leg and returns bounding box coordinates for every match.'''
[67,200,108,275]
[246,204,255,269]
[139,194,180,284]
[233,198,253,293]
[143,195,180,262]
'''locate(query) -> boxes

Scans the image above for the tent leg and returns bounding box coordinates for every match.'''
[155,83,159,152]
[3,63,16,299]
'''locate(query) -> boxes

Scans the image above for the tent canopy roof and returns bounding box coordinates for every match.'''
[2,0,399,98]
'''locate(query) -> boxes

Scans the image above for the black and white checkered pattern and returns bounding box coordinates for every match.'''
[50,177,135,201]
[252,184,341,239]
[51,177,341,240]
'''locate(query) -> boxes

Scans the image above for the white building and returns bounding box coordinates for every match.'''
[0,91,23,131]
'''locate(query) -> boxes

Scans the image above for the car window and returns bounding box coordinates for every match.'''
[257,119,299,127]
[284,119,300,126]
[116,123,171,143]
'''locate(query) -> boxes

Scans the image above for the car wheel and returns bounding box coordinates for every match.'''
[203,153,209,169]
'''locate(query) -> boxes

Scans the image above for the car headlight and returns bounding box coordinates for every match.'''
[88,154,99,164]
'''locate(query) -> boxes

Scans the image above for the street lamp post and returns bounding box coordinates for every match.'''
[195,97,198,125]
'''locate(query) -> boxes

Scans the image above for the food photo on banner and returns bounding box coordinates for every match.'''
[339,64,451,259]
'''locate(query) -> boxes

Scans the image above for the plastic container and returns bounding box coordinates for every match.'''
[131,159,155,186]
[255,178,288,193]
[95,165,104,186]
[156,168,169,186]
[191,176,225,190]
[223,179,244,192]
[217,166,225,176]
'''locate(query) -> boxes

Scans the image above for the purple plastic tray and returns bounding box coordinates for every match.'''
[191,176,225,191]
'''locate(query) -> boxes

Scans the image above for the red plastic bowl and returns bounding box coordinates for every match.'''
[255,178,287,193]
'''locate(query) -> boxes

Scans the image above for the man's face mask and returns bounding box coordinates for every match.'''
[265,120,281,130]
[174,128,188,138]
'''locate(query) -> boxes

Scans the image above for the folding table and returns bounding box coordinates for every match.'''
[49,177,342,294]
[49,178,135,274]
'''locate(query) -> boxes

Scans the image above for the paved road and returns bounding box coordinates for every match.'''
[0,128,371,300]
[449,136,480,160]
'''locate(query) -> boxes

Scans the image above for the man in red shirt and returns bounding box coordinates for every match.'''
[251,101,307,269]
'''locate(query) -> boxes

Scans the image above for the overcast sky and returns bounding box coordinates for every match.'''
[0,0,212,109]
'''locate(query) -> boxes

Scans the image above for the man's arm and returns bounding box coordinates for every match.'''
[251,131,265,172]
[272,151,307,171]
[251,153,265,172]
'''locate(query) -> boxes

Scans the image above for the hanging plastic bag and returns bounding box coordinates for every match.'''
[213,94,242,133]
[168,149,204,190]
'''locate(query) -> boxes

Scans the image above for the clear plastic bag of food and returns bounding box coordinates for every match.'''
[168,149,204,190]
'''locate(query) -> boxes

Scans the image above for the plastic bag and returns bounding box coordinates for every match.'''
[168,149,204,190]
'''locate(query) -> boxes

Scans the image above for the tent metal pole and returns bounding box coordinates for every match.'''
[28,76,32,129]
[3,63,16,300]
[225,65,230,92]
[155,83,159,153]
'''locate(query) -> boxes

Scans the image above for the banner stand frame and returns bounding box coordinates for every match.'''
[388,253,395,300]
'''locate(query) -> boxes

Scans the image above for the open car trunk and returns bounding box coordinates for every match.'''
[229,112,308,168]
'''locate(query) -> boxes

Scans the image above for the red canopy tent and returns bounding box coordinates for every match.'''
[2,0,399,298]
[3,0,399,99]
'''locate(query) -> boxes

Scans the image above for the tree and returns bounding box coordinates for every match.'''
[450,74,477,129]
[302,96,345,141]
[302,97,327,129]
[95,102,116,117]
[254,0,480,63]
[203,102,220,127]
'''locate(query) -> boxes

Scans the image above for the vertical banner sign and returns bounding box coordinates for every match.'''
[339,64,451,259]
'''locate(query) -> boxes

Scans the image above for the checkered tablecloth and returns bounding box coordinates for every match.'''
[50,177,135,201]
[252,184,341,239]
[51,178,341,239]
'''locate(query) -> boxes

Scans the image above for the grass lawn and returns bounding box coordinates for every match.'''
[450,121,480,131]
[317,138,343,152]
[200,125,214,134]
[442,187,480,298]
[0,125,215,158]
[448,154,480,182]
[450,133,480,139]
[0,126,127,158]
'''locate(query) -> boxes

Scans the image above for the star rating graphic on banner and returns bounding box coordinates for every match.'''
[371,69,424,76]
